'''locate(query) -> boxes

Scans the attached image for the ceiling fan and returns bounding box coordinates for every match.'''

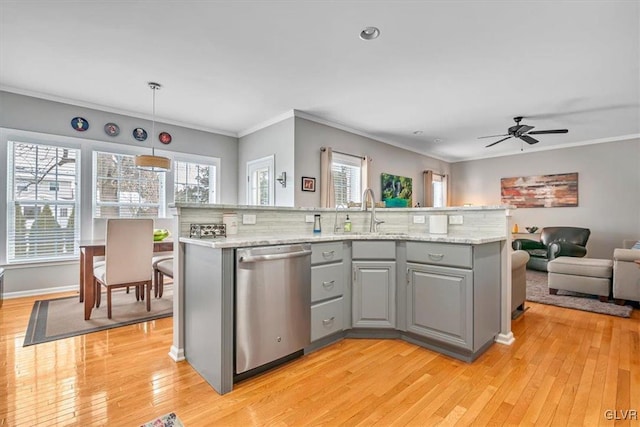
[480,116,568,148]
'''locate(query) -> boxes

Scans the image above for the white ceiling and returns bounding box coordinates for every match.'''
[1,1,638,162]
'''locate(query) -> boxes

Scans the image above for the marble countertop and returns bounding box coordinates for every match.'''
[179,232,506,249]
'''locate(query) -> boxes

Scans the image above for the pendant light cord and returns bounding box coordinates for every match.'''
[151,84,157,157]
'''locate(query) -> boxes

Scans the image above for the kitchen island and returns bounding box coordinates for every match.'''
[167,205,513,395]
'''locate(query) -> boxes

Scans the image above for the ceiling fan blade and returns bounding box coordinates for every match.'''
[527,129,568,135]
[478,133,508,139]
[515,125,534,135]
[520,135,539,145]
[485,136,512,147]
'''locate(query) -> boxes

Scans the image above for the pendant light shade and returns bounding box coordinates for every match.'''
[135,82,171,172]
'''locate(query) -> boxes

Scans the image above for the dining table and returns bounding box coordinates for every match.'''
[79,239,174,320]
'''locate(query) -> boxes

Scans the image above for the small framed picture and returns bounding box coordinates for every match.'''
[302,176,316,192]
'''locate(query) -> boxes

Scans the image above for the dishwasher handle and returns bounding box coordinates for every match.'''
[238,249,312,263]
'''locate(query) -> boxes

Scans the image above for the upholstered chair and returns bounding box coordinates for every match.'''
[512,226,590,272]
[153,258,174,299]
[94,218,154,318]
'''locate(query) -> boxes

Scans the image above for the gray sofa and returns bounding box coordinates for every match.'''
[612,240,640,305]
[512,250,530,315]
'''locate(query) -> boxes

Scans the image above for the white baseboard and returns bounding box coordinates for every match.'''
[3,285,78,300]
[495,332,515,345]
[169,346,185,362]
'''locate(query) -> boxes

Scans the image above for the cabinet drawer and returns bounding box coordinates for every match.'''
[311,263,344,302]
[311,242,343,265]
[352,241,396,259]
[311,297,344,341]
[406,242,472,268]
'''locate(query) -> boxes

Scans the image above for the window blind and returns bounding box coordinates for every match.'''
[94,151,165,218]
[174,160,216,203]
[332,152,362,206]
[7,141,80,262]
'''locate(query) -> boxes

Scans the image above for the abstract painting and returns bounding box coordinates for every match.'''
[381,173,412,207]
[501,172,578,208]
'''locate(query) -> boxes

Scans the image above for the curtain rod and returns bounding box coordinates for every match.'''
[320,147,366,160]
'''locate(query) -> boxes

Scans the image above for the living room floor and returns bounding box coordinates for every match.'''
[1,291,639,426]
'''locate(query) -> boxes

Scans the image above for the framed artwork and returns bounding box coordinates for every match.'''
[501,172,578,208]
[381,173,412,207]
[302,176,316,192]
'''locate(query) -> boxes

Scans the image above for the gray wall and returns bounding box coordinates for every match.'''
[0,91,239,295]
[238,117,295,206]
[294,117,450,208]
[450,138,640,258]
[0,91,239,204]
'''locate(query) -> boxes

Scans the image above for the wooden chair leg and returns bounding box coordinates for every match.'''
[145,282,151,312]
[154,269,160,298]
[107,288,112,319]
[95,280,102,308]
[158,273,164,298]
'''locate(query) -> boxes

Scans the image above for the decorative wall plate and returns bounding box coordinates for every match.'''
[159,132,172,144]
[104,122,120,136]
[71,117,89,131]
[133,127,147,141]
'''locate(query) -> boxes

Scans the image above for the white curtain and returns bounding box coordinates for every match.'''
[320,147,335,208]
[361,155,370,192]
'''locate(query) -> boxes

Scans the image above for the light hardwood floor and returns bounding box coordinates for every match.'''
[1,291,639,426]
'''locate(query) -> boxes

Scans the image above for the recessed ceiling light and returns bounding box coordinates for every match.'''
[360,26,380,40]
[413,130,423,135]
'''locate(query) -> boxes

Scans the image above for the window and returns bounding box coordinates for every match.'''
[246,155,274,206]
[7,141,80,263]
[424,170,448,208]
[93,151,165,218]
[174,160,216,203]
[332,152,362,206]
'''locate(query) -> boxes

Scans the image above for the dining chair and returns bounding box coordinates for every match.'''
[153,258,173,299]
[94,218,154,318]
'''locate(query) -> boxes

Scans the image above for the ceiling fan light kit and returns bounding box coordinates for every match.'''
[481,116,569,148]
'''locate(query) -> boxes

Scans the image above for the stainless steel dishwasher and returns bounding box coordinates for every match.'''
[235,243,311,374]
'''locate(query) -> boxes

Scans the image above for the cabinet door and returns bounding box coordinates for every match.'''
[352,261,396,328]
[406,263,473,350]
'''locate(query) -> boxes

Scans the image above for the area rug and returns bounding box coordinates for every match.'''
[23,288,173,346]
[526,270,633,318]
[141,412,184,427]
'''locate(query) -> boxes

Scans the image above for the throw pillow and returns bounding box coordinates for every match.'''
[632,241,640,250]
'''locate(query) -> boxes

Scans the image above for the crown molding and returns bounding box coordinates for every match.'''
[291,110,452,162]
[453,133,640,163]
[237,110,296,138]
[0,85,237,138]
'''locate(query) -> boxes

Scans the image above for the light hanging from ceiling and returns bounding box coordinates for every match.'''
[135,82,171,172]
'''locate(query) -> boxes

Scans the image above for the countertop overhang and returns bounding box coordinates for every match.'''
[179,232,507,249]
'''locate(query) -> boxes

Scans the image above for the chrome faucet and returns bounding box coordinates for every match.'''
[334,203,346,233]
[361,188,385,233]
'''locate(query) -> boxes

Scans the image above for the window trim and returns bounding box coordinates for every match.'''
[246,155,275,206]
[92,150,167,219]
[164,150,221,208]
[332,151,363,206]
[6,139,82,264]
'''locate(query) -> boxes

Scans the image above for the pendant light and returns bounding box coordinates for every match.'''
[135,82,171,172]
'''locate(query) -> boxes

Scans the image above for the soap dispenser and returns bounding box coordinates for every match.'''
[313,214,322,233]
[344,214,352,232]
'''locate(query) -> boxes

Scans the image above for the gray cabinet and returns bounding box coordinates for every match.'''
[405,241,501,353]
[352,241,396,329]
[406,263,472,349]
[311,242,346,341]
